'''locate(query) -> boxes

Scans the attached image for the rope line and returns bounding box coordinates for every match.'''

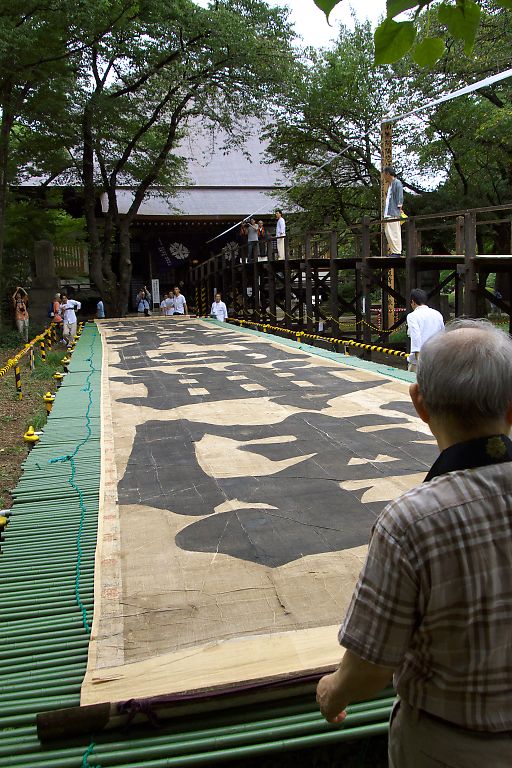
[0,323,55,378]
[263,308,405,334]
[81,741,102,768]
[48,328,97,634]
[228,318,407,359]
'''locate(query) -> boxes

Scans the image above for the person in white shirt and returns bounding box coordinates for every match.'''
[406,289,444,372]
[210,293,228,322]
[172,286,187,316]
[160,293,174,316]
[275,209,286,260]
[60,294,81,348]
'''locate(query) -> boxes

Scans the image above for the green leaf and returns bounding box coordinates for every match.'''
[438,1,481,54]
[387,0,419,18]
[374,18,416,64]
[313,0,342,21]
[495,0,512,8]
[412,37,446,67]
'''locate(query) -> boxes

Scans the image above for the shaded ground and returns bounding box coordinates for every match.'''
[0,336,62,508]
[233,736,389,767]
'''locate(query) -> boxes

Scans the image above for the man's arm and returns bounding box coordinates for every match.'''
[394,179,404,209]
[407,314,421,353]
[317,650,394,723]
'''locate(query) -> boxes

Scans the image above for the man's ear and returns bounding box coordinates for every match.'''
[409,383,430,424]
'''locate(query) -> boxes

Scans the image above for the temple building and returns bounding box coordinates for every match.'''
[102,124,287,299]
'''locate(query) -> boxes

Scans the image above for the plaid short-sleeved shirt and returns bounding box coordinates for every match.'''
[338,437,512,732]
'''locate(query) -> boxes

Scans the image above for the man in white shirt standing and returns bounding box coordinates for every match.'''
[172,286,187,316]
[210,293,228,322]
[60,294,81,348]
[406,288,444,372]
[275,209,286,260]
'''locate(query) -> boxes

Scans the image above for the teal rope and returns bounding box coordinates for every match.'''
[48,329,97,634]
[81,741,102,768]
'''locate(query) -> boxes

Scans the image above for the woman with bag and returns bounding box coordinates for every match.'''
[137,290,150,316]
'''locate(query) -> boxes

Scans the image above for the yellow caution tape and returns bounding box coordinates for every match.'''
[0,324,55,379]
[227,318,407,359]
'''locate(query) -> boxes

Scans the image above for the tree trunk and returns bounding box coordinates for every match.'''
[82,102,120,316]
[82,103,105,295]
[0,84,14,329]
[118,217,132,316]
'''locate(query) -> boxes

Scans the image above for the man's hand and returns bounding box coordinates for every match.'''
[316,671,347,724]
[316,650,394,724]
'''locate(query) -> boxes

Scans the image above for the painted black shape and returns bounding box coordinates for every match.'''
[175,505,375,568]
[113,321,437,566]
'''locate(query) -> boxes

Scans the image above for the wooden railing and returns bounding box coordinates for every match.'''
[54,245,88,276]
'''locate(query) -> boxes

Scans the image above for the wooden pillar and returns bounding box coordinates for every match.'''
[241,247,248,319]
[463,212,478,317]
[215,255,221,307]
[455,265,464,319]
[297,259,305,329]
[207,259,215,306]
[253,256,260,322]
[267,238,276,325]
[305,234,313,334]
[231,248,238,316]
[381,122,393,230]
[405,216,417,307]
[314,267,320,329]
[221,251,230,307]
[381,121,395,327]
[284,237,292,329]
[329,231,339,337]
[455,215,465,255]
[454,215,465,321]
[360,216,372,344]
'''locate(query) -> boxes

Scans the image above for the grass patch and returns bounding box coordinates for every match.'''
[0,335,66,508]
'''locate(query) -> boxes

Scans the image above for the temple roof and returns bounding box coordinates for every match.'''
[101,122,287,219]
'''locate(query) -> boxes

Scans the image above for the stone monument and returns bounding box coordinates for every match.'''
[30,240,60,326]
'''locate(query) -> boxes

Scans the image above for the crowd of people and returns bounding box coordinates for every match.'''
[156,286,188,317]
[9,287,105,348]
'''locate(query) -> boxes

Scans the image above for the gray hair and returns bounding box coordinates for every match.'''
[417,319,512,423]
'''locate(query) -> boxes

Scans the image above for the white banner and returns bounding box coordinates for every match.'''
[151,279,160,307]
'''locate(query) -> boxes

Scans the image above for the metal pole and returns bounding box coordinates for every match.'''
[14,364,22,400]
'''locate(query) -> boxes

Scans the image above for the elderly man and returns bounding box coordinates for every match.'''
[383,166,403,256]
[210,292,228,322]
[275,209,286,260]
[406,288,445,372]
[317,319,512,767]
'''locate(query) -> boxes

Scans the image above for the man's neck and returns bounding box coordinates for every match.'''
[432,422,510,452]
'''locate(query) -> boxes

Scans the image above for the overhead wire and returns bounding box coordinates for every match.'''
[206,67,512,244]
